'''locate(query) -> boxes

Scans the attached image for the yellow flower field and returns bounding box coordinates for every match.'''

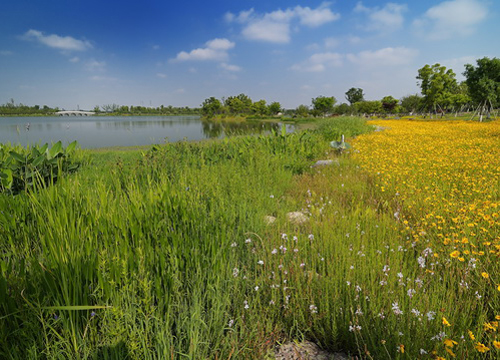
[354,120,499,264]
[353,120,500,356]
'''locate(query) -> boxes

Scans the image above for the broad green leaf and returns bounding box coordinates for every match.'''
[66,141,77,153]
[48,141,62,159]
[9,151,25,163]
[32,154,45,167]
[1,169,13,188]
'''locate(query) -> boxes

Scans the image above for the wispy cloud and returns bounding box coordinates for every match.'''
[23,29,92,51]
[0,50,14,56]
[347,47,418,67]
[354,2,407,33]
[413,0,488,40]
[69,56,80,63]
[219,63,241,72]
[172,38,235,62]
[85,59,106,72]
[291,52,343,72]
[156,73,167,78]
[226,2,340,43]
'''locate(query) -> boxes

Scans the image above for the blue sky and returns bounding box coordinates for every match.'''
[0,0,498,110]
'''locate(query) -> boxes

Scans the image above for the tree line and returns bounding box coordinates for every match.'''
[0,99,59,116]
[94,104,200,116]
[203,57,499,119]
[201,94,282,118]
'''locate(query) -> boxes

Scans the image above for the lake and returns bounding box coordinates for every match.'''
[0,116,293,148]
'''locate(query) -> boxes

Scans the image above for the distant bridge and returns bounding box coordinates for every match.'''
[56,110,96,116]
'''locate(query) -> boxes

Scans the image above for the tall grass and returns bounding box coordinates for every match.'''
[1,116,497,359]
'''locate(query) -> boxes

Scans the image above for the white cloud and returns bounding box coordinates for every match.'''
[220,63,241,72]
[226,3,340,43]
[23,29,92,51]
[85,59,106,72]
[347,47,418,67]
[173,38,235,61]
[324,37,340,48]
[152,45,160,50]
[90,75,116,81]
[156,73,167,78]
[291,52,343,72]
[295,3,340,27]
[0,50,13,56]
[243,20,291,43]
[69,56,80,63]
[354,2,407,32]
[439,55,481,80]
[413,0,488,40]
[348,35,362,44]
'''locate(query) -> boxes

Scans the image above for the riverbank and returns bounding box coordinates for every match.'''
[1,117,497,359]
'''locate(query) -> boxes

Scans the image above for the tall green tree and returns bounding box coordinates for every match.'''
[463,57,500,109]
[252,99,268,116]
[311,96,336,117]
[267,102,282,115]
[345,88,364,105]
[354,100,382,115]
[416,64,458,112]
[295,104,310,117]
[400,94,423,114]
[225,94,252,114]
[201,97,223,117]
[381,96,398,113]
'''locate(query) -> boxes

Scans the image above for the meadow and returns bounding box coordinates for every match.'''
[0,117,498,359]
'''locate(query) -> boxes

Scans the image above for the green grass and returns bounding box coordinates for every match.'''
[0,116,496,359]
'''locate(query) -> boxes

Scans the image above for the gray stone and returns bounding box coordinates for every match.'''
[286,212,308,225]
[275,341,349,360]
[312,159,339,167]
[264,215,277,225]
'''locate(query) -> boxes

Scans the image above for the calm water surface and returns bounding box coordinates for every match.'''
[0,116,293,148]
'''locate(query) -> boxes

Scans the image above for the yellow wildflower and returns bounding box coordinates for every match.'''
[468,330,475,340]
[484,322,496,331]
[481,272,489,279]
[442,317,451,327]
[475,342,490,352]
[445,347,456,357]
[399,344,404,353]
[493,341,500,349]
[450,250,460,258]
[444,338,458,348]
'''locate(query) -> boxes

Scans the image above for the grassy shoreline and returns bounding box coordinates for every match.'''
[0,117,498,359]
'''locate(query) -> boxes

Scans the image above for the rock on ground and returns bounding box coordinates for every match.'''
[275,341,349,360]
[286,212,308,225]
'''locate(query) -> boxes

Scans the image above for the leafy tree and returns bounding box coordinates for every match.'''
[252,100,268,116]
[333,103,351,115]
[416,64,458,112]
[311,96,336,117]
[225,94,252,114]
[201,97,223,117]
[354,101,382,115]
[295,104,310,117]
[463,57,500,109]
[400,94,422,114]
[268,101,282,115]
[381,96,398,113]
[345,88,364,105]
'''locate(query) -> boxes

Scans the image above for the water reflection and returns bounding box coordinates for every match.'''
[0,116,294,148]
[201,120,281,138]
